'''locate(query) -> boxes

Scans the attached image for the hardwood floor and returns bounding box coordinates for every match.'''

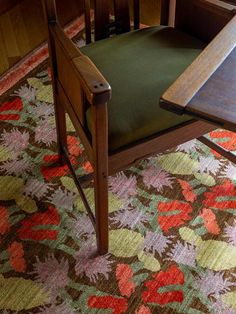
[0,0,160,76]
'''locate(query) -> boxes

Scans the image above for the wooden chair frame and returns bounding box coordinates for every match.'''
[41,0,235,254]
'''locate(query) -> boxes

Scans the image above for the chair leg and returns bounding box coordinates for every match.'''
[54,95,67,164]
[94,167,109,255]
[92,103,109,255]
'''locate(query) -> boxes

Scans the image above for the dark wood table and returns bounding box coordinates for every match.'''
[160,15,236,162]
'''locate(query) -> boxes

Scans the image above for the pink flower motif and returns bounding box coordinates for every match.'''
[70,214,95,239]
[47,187,76,210]
[141,163,173,191]
[1,128,29,155]
[224,219,236,246]
[31,102,54,118]
[75,242,113,282]
[35,120,57,146]
[194,270,234,297]
[198,156,222,175]
[0,158,33,176]
[167,241,197,267]
[12,84,36,102]
[109,172,137,200]
[24,178,53,199]
[177,139,198,153]
[110,208,149,229]
[32,254,69,301]
[143,231,173,256]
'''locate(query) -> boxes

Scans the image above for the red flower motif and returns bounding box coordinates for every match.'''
[0,206,10,235]
[88,295,128,314]
[142,264,184,306]
[0,98,23,120]
[8,241,26,272]
[41,135,82,181]
[18,206,60,241]
[200,208,220,234]
[203,179,236,210]
[178,179,197,203]
[157,200,192,232]
[116,264,135,297]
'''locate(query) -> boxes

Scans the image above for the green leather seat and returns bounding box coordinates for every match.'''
[82,26,205,151]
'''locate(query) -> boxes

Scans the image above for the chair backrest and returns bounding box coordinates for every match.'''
[83,0,140,43]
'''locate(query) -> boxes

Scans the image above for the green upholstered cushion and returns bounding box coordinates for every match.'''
[81,26,205,151]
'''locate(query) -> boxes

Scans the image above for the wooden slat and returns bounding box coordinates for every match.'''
[160,0,170,25]
[161,14,236,110]
[133,0,140,29]
[94,0,109,40]
[113,0,130,33]
[83,0,91,44]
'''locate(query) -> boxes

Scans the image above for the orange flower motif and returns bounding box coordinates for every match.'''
[8,241,26,272]
[210,130,236,151]
[178,180,197,203]
[200,208,220,235]
[67,135,83,157]
[83,161,93,174]
[116,264,135,297]
[135,305,152,314]
[0,206,10,235]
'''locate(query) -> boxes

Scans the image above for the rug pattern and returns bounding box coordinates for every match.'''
[0,45,236,314]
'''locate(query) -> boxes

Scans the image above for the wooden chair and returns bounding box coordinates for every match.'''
[41,0,235,254]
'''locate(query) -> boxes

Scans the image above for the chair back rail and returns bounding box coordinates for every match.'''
[174,0,236,42]
[92,0,140,41]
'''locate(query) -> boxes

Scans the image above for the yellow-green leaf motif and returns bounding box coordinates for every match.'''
[0,275,49,311]
[138,251,161,272]
[196,240,236,270]
[0,176,24,200]
[194,172,215,186]
[109,229,144,257]
[222,291,236,309]
[158,153,199,175]
[179,227,203,247]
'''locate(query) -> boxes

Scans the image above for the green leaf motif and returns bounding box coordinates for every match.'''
[222,291,236,309]
[179,227,203,247]
[194,172,216,186]
[158,153,199,175]
[138,251,160,272]
[0,275,49,311]
[109,229,144,257]
[15,194,38,213]
[0,176,24,200]
[0,146,12,162]
[196,240,236,270]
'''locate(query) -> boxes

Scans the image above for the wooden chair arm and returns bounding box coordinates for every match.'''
[160,14,236,112]
[51,23,111,106]
[72,55,111,105]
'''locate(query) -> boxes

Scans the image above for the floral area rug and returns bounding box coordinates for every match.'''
[0,36,236,314]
